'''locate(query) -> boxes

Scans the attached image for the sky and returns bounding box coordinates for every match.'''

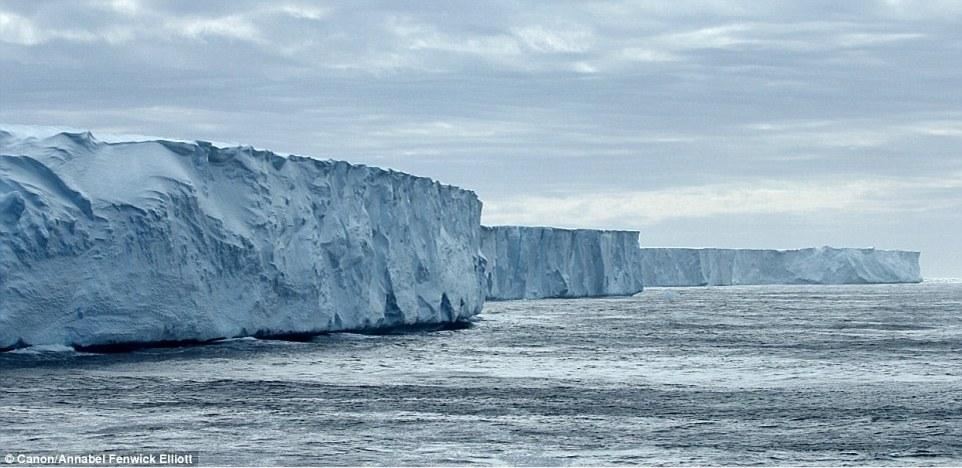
[1,0,960,276]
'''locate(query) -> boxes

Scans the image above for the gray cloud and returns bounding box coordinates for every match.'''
[1,0,960,275]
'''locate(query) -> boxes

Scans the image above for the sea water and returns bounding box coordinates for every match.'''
[2,282,961,465]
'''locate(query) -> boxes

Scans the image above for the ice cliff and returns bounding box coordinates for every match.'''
[0,129,485,350]
[481,226,645,300]
[639,247,922,286]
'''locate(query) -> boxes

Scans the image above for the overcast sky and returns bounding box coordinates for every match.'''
[1,0,960,276]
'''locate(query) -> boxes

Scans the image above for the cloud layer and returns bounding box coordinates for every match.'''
[1,0,960,275]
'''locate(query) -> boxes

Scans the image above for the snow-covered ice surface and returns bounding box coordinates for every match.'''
[0,129,485,350]
[481,226,644,300]
[639,247,922,287]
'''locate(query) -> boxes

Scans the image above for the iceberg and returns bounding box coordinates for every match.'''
[482,226,644,300]
[639,247,922,286]
[0,129,486,350]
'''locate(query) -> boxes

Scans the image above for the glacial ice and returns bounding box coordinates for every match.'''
[0,129,486,350]
[639,247,922,287]
[482,226,645,300]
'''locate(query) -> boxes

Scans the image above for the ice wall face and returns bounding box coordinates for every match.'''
[481,226,644,300]
[639,247,922,287]
[0,130,486,350]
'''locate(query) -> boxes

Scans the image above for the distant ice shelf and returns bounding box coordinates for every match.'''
[482,226,645,300]
[638,247,922,287]
[0,129,486,350]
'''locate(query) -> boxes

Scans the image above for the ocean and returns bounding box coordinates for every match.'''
[2,282,961,466]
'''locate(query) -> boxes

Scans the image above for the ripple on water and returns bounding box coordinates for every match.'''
[2,282,962,465]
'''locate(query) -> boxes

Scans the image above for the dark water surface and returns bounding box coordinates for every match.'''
[3,283,962,466]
